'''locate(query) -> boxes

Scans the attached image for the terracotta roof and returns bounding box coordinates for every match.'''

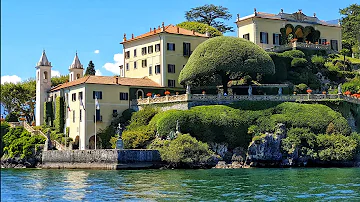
[50,76,161,92]
[121,24,208,44]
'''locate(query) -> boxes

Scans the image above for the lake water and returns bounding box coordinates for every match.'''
[1,168,360,201]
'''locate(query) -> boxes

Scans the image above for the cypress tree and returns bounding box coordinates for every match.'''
[85,60,96,75]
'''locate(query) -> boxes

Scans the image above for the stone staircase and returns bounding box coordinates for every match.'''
[10,121,66,150]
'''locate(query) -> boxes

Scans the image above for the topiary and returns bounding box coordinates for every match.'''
[178,36,275,94]
[291,58,308,68]
[281,50,306,58]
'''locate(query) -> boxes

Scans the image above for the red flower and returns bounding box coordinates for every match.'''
[306,89,313,94]
[164,91,171,95]
[146,92,152,97]
[344,91,351,95]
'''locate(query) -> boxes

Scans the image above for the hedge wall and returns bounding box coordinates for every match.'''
[54,96,65,133]
[44,101,53,126]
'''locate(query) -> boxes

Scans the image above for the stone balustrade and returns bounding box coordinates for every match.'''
[132,93,360,106]
[266,42,332,53]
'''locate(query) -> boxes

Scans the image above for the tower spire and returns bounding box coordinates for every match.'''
[37,50,51,66]
[69,51,83,69]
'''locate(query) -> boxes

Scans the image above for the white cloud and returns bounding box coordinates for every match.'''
[94,50,100,54]
[102,53,123,75]
[95,69,102,76]
[51,70,61,78]
[1,75,22,84]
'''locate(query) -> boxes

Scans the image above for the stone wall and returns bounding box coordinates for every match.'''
[42,149,162,170]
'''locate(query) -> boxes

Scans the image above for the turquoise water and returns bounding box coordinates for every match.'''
[1,168,360,201]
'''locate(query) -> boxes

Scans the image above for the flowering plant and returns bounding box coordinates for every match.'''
[175,92,179,95]
[306,89,312,94]
[164,91,171,95]
[146,92,152,97]
[344,91,351,95]
[202,90,206,94]
[322,91,327,95]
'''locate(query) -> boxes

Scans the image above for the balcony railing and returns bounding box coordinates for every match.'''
[266,42,332,53]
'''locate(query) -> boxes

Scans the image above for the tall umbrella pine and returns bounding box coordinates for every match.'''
[178,36,275,94]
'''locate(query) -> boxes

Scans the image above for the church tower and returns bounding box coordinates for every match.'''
[69,52,84,82]
[36,50,52,126]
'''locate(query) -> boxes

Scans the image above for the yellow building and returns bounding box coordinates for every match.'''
[121,23,209,88]
[236,9,342,51]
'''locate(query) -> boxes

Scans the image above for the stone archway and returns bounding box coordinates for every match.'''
[136,89,144,99]
[88,135,102,150]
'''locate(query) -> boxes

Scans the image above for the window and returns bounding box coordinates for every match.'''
[76,74,80,79]
[260,32,268,44]
[43,71,48,80]
[273,34,280,45]
[120,92,129,100]
[95,109,101,122]
[167,43,175,51]
[80,109,82,122]
[126,63,129,71]
[134,61,137,69]
[155,65,161,74]
[148,45,153,54]
[142,47,147,55]
[93,91,102,99]
[243,33,250,40]
[78,91,83,100]
[72,93,76,101]
[134,49,137,57]
[125,51,130,59]
[168,64,175,73]
[155,44,160,52]
[73,110,75,123]
[183,42,191,56]
[330,40,338,51]
[168,79,176,87]
[149,66,152,75]
[319,38,327,45]
[142,59,147,68]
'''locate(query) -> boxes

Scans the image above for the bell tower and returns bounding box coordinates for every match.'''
[69,52,84,82]
[36,50,52,126]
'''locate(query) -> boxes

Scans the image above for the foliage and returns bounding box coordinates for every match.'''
[340,4,360,58]
[228,100,283,111]
[2,126,45,159]
[294,83,308,94]
[281,50,305,58]
[177,21,222,37]
[51,75,68,87]
[151,134,214,165]
[317,134,358,161]
[1,121,10,157]
[84,60,96,76]
[5,112,19,122]
[311,55,326,67]
[179,36,275,94]
[291,58,308,68]
[185,4,233,33]
[44,101,54,126]
[126,107,158,130]
[122,126,156,149]
[282,128,317,159]
[263,52,291,83]
[342,77,360,93]
[54,97,65,133]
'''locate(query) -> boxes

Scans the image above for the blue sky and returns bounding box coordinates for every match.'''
[1,0,357,83]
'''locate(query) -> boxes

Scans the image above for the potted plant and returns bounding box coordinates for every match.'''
[306,89,313,94]
[146,92,152,97]
[202,90,206,95]
[344,91,351,96]
[322,91,327,95]
[175,92,179,95]
[164,91,171,96]
[293,91,297,95]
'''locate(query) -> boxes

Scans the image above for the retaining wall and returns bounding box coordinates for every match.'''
[42,149,162,170]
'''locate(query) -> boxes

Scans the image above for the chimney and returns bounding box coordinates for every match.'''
[154,27,156,33]
[161,22,165,31]
[123,33,127,42]
[131,33,134,39]
[115,76,119,84]
[177,27,179,33]
[281,8,283,13]
[313,13,316,17]
[237,13,240,21]
[150,27,152,32]
[254,8,257,16]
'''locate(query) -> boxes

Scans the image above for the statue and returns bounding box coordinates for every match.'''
[338,84,342,95]
[115,123,124,149]
[44,129,53,151]
[186,84,191,94]
[248,85,253,96]
[175,120,181,134]
[278,87,283,96]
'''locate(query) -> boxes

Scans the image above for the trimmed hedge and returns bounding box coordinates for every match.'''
[177,21,222,37]
[54,96,65,133]
[291,58,308,67]
[44,101,53,126]
[281,50,305,58]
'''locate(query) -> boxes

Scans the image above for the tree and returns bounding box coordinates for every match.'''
[178,36,275,94]
[340,48,350,70]
[85,61,96,76]
[177,21,222,37]
[340,4,360,58]
[51,75,68,87]
[185,4,233,33]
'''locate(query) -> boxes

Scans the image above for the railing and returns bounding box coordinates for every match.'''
[266,42,332,53]
[132,94,360,105]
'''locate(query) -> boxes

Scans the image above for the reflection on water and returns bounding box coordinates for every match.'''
[1,168,360,201]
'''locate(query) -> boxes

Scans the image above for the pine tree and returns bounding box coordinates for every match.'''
[84,60,96,75]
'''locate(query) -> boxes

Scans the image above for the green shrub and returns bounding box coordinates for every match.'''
[282,127,317,158]
[154,134,214,165]
[311,55,325,67]
[127,107,159,129]
[291,58,308,67]
[264,52,291,83]
[294,83,308,94]
[54,96,65,133]
[342,77,360,93]
[177,21,222,37]
[122,126,156,149]
[317,134,357,161]
[281,50,305,58]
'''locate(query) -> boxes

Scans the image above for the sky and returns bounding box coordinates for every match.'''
[1,0,358,84]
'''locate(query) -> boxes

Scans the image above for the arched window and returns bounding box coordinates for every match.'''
[37,72,40,81]
[136,89,144,99]
[77,73,80,79]
[43,71,48,80]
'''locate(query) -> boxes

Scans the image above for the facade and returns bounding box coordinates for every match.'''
[121,23,209,88]
[236,9,342,51]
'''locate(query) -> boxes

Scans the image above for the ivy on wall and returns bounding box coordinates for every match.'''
[54,96,65,133]
[44,101,54,126]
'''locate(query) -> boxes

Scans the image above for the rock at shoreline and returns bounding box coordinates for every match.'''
[1,156,42,169]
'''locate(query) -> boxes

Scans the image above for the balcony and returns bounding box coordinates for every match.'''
[266,41,333,53]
